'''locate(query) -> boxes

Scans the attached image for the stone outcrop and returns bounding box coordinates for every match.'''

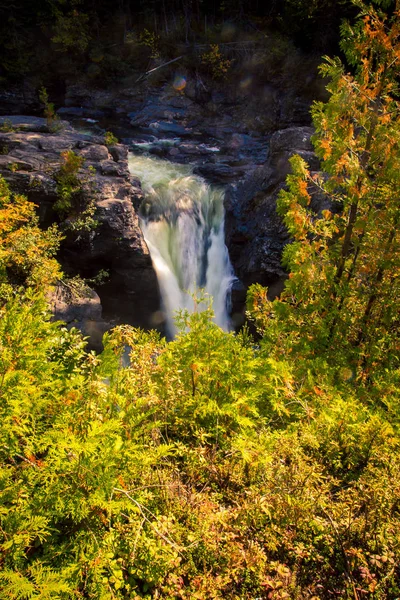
[47,282,110,352]
[224,126,318,294]
[0,116,160,334]
[0,73,322,332]
[54,78,314,185]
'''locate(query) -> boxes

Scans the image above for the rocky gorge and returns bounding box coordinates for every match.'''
[0,78,320,343]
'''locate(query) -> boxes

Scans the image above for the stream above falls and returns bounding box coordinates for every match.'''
[128,153,236,337]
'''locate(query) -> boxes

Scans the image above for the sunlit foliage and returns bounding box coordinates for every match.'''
[249,0,400,383]
[1,2,400,599]
[0,176,62,300]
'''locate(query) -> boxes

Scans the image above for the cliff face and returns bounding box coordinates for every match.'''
[0,68,322,333]
[0,116,160,334]
[224,127,319,295]
[51,83,320,305]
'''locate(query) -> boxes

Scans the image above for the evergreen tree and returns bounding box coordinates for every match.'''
[249,0,400,381]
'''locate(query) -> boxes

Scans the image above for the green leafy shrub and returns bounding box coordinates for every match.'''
[54,150,84,215]
[0,176,62,297]
[0,295,399,599]
[0,119,14,133]
[39,87,61,132]
[53,151,99,233]
[138,28,161,59]
[104,131,118,146]
[201,44,232,80]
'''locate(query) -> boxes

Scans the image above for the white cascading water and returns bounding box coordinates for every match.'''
[128,153,235,337]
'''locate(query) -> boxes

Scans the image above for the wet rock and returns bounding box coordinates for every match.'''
[194,162,247,183]
[149,145,174,158]
[179,143,211,156]
[129,103,186,125]
[165,95,193,109]
[57,106,106,119]
[230,279,247,329]
[149,121,192,137]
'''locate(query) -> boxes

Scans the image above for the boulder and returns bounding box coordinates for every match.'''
[149,120,192,137]
[109,143,128,162]
[269,126,314,155]
[47,282,110,352]
[99,159,129,178]
[80,144,110,161]
[48,282,102,322]
[194,162,247,184]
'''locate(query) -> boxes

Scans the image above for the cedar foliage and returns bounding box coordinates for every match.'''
[1,2,400,599]
[249,0,400,382]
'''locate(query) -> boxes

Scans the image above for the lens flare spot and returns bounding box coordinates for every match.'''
[173,75,187,91]
[240,76,253,90]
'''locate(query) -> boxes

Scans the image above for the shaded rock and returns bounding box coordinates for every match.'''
[268,126,320,178]
[179,143,211,156]
[280,96,313,127]
[0,116,161,338]
[0,170,33,195]
[80,144,110,161]
[230,279,247,329]
[224,126,318,295]
[47,282,110,352]
[166,95,194,109]
[129,103,186,125]
[194,162,247,183]
[149,120,192,137]
[37,136,76,152]
[269,126,314,155]
[49,282,102,322]
[57,106,106,119]
[0,155,39,172]
[100,159,129,178]
[109,143,128,162]
[0,84,40,115]
[0,115,72,133]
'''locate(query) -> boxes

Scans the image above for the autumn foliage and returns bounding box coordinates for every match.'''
[249,0,400,381]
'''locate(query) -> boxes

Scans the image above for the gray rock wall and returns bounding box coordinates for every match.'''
[224,126,318,294]
[0,116,160,334]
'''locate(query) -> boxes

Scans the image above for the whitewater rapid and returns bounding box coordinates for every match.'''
[128,153,235,337]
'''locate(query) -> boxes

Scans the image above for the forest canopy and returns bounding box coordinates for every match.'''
[0,0,372,85]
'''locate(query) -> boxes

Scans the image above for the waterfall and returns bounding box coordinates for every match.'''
[128,153,235,337]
